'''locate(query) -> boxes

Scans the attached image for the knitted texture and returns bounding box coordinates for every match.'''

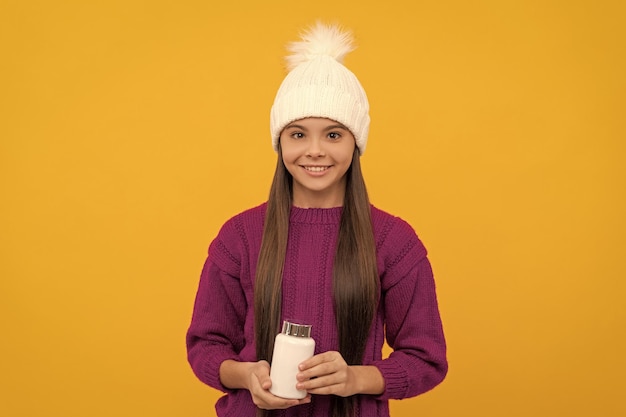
[186,204,448,417]
[270,23,370,154]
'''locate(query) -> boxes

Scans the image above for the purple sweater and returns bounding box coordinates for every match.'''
[187,203,447,417]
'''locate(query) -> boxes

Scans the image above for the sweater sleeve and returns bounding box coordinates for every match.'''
[186,221,249,393]
[372,222,448,400]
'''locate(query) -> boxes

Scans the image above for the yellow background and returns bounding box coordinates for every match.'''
[1,1,624,416]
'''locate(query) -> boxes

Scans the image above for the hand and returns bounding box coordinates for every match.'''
[295,352,385,397]
[295,351,357,397]
[245,360,312,410]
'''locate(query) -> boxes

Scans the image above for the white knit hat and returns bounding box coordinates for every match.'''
[270,22,370,154]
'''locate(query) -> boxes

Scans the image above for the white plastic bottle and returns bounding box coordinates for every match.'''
[269,321,315,399]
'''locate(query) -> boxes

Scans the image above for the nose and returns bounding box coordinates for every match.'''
[306,137,325,157]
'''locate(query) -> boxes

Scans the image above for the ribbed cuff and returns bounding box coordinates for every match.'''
[202,348,240,393]
[371,360,409,400]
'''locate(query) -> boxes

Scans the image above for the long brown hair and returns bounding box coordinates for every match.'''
[255,145,379,417]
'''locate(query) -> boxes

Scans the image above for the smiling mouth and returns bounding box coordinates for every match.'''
[303,166,330,172]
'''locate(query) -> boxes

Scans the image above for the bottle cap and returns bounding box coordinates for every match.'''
[281,321,312,338]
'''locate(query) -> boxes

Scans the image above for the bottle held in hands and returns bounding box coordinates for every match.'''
[269,321,315,399]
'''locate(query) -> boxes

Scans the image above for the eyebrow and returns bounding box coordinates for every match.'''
[284,122,349,131]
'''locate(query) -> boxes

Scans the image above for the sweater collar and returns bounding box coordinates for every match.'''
[289,206,343,224]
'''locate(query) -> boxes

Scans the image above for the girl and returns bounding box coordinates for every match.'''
[187,22,447,417]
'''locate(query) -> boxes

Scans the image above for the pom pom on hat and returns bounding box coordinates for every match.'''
[270,22,370,154]
[284,22,355,71]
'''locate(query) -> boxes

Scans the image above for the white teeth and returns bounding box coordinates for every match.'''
[304,166,329,172]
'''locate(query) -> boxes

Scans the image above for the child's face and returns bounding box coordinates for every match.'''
[280,117,356,208]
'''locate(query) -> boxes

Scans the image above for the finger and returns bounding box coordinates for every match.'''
[299,351,339,371]
[257,373,272,390]
[254,361,273,390]
[297,359,341,381]
[303,382,346,397]
[297,371,342,391]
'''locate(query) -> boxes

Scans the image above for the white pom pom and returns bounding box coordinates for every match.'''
[285,22,355,71]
